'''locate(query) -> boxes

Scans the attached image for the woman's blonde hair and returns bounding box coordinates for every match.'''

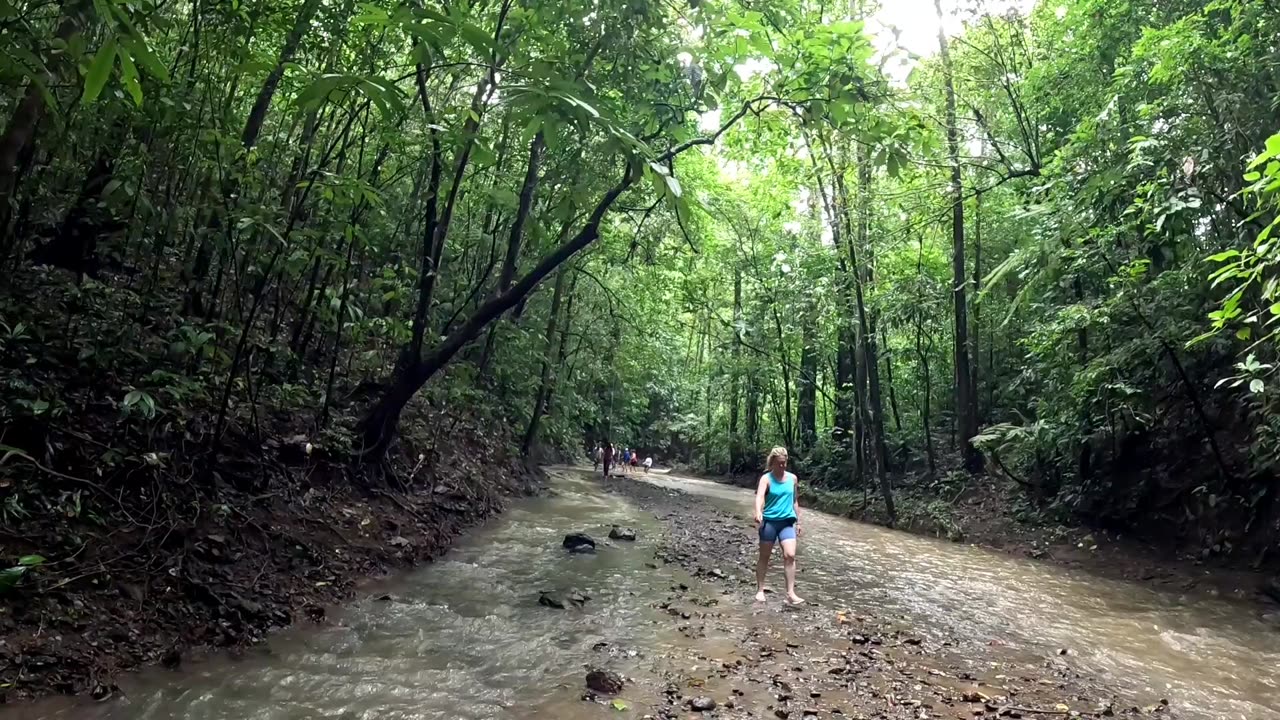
[765,446,789,470]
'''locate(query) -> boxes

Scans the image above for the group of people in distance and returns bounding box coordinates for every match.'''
[592,442,652,476]
[587,441,805,605]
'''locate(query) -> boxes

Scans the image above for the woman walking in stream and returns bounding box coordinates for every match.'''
[754,446,804,605]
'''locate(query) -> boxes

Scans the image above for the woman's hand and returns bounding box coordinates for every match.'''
[754,511,763,527]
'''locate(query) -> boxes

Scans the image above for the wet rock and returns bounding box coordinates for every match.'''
[539,592,566,609]
[160,647,182,669]
[388,536,411,549]
[1263,578,1280,604]
[689,697,717,711]
[586,668,625,695]
[564,533,597,553]
[610,526,638,541]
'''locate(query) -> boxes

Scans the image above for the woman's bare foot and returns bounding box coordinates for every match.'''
[754,590,767,602]
[785,593,805,605]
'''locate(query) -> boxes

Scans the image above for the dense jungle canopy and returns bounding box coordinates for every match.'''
[3,0,1280,558]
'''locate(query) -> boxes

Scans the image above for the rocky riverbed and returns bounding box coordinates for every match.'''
[583,473,1170,720]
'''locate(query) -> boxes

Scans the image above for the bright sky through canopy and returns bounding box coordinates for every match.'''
[868,0,1038,77]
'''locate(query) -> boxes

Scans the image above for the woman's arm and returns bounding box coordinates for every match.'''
[792,475,801,530]
[754,476,768,525]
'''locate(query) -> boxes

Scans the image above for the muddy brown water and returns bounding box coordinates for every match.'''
[10,469,1280,720]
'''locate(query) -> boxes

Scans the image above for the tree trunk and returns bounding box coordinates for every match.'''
[971,190,983,424]
[770,304,795,449]
[0,3,89,245]
[917,314,938,479]
[881,325,903,434]
[358,163,640,459]
[729,266,743,470]
[797,302,818,453]
[521,266,568,455]
[936,0,980,471]
[241,0,323,150]
[854,155,890,477]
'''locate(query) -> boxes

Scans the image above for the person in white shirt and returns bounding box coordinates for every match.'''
[642,456,652,473]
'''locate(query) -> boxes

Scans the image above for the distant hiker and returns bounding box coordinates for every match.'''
[622,448,631,473]
[629,451,639,471]
[753,446,803,605]
[643,456,653,473]
[593,445,602,471]
[603,442,614,478]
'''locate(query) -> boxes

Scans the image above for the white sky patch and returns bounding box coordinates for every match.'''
[698,107,722,133]
[733,57,776,82]
[783,220,803,234]
[677,51,693,67]
[869,0,1036,81]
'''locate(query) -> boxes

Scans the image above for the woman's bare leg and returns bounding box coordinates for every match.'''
[755,543,772,602]
[781,538,803,604]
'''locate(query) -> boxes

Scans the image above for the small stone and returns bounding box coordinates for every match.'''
[610,526,638,541]
[689,697,717,711]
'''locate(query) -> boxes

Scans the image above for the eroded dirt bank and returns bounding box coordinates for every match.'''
[0,422,539,704]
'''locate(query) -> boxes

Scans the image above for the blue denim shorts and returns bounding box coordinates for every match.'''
[758,517,797,544]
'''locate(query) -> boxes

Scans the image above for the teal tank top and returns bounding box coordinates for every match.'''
[761,471,797,520]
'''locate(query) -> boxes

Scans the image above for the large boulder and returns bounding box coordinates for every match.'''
[608,526,637,541]
[563,533,597,554]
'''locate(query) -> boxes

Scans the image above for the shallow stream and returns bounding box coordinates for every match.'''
[12,469,1279,720]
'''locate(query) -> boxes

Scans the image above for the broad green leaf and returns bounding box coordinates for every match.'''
[296,74,352,108]
[118,46,143,106]
[1205,250,1240,262]
[82,38,117,106]
[457,22,496,56]
[232,60,275,76]
[0,567,27,594]
[123,36,169,82]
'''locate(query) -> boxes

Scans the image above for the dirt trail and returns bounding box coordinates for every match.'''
[593,471,1165,720]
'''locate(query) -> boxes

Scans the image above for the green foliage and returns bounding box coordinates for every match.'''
[0,555,45,595]
[1,0,1278,559]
